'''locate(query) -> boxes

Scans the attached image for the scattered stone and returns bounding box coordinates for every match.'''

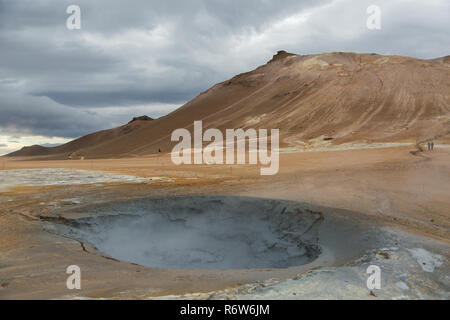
[407,248,444,272]
[377,251,390,259]
[60,199,81,206]
[396,281,409,290]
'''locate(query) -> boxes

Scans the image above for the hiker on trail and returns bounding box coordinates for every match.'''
[427,142,431,151]
[431,141,435,151]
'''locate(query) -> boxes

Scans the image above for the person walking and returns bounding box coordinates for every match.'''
[431,141,434,151]
[427,142,431,151]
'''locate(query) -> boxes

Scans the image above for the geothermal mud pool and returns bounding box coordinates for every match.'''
[1,167,447,299]
[55,197,330,269]
[51,195,450,300]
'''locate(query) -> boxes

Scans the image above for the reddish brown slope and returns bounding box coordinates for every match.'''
[8,51,450,158]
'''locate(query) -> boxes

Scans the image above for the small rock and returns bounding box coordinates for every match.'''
[377,251,390,259]
[60,199,81,206]
[396,281,409,290]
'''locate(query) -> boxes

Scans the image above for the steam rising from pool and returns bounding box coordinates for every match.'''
[57,196,323,269]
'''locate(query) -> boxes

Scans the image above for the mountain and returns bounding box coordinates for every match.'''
[6,51,450,158]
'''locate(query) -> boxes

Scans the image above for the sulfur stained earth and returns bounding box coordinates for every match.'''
[0,145,449,299]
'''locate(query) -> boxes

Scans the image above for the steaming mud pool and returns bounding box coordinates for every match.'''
[1,168,447,299]
[55,196,328,269]
[50,195,449,299]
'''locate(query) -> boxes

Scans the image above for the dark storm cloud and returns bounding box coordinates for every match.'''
[0,0,448,144]
[0,89,105,137]
[1,0,323,32]
[39,89,197,107]
[0,0,328,104]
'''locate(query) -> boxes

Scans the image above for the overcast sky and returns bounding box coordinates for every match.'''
[0,0,449,155]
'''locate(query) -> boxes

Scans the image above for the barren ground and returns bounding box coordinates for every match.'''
[0,145,449,299]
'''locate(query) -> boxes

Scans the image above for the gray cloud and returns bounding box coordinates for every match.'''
[0,0,448,143]
[0,89,104,138]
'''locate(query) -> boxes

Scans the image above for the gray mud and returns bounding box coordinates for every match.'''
[55,196,376,270]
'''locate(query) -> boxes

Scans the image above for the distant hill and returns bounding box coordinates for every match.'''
[6,116,153,158]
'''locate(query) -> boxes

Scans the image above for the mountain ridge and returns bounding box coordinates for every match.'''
[6,51,450,159]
